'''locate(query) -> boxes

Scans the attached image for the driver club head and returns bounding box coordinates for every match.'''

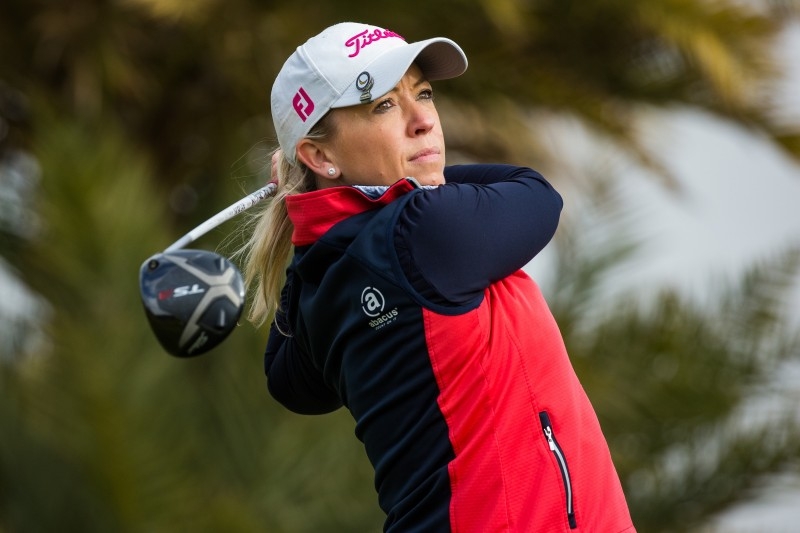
[139,249,245,357]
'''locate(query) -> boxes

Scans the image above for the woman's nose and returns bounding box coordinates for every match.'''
[408,102,436,136]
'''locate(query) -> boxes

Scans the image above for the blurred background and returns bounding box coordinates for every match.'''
[1,0,800,531]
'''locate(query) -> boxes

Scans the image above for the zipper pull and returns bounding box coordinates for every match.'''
[544,426,556,451]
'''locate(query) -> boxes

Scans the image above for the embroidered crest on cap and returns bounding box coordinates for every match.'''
[356,71,374,103]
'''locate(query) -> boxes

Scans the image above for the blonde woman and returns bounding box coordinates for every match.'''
[243,22,635,533]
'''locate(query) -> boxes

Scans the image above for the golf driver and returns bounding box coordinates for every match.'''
[139,183,277,357]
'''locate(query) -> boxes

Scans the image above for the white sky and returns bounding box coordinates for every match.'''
[633,115,800,528]
[612,107,800,318]
[622,20,800,318]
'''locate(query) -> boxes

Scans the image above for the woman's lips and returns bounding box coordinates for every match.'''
[410,148,441,163]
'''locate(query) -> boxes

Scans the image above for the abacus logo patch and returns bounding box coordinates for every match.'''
[361,286,399,331]
[361,286,384,317]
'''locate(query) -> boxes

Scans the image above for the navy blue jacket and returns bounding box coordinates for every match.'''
[264,164,635,532]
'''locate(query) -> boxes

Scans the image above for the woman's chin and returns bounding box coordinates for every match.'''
[412,172,446,187]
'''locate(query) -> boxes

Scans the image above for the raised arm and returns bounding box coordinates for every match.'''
[396,164,563,306]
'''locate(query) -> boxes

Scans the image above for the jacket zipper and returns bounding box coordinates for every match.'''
[539,411,578,529]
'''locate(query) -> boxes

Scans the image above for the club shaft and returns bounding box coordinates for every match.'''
[165,183,277,252]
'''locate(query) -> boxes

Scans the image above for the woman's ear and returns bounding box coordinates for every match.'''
[296,139,338,181]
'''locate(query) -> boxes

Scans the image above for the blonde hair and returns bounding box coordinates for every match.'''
[241,113,336,327]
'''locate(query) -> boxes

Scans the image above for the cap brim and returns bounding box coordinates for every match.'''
[331,37,467,109]
[412,38,469,81]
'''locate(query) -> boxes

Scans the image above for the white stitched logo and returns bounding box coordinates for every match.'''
[361,286,399,331]
[361,286,385,317]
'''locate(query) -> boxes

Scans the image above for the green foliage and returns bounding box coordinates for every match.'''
[0,114,381,532]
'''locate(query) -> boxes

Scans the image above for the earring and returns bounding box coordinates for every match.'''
[327,167,336,176]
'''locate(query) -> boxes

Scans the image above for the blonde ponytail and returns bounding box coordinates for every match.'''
[240,154,312,326]
[241,113,336,327]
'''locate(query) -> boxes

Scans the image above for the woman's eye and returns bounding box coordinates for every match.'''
[419,89,434,100]
[374,99,394,113]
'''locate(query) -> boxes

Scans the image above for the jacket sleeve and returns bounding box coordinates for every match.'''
[264,278,342,415]
[396,164,563,306]
[443,163,528,185]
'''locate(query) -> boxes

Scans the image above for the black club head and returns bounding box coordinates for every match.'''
[139,249,245,357]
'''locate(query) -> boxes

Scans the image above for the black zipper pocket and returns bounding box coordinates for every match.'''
[539,411,577,529]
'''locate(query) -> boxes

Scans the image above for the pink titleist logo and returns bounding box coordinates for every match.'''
[345,28,405,58]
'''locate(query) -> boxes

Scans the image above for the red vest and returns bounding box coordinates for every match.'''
[425,271,634,531]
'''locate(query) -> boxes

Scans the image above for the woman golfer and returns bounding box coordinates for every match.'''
[243,21,635,532]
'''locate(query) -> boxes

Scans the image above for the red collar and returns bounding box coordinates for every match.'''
[286,179,417,246]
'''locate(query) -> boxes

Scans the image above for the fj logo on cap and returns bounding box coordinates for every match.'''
[292,87,314,122]
[356,72,374,103]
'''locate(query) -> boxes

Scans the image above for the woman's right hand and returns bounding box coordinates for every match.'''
[270,149,281,187]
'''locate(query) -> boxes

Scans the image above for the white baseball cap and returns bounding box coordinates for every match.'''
[271,22,468,164]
